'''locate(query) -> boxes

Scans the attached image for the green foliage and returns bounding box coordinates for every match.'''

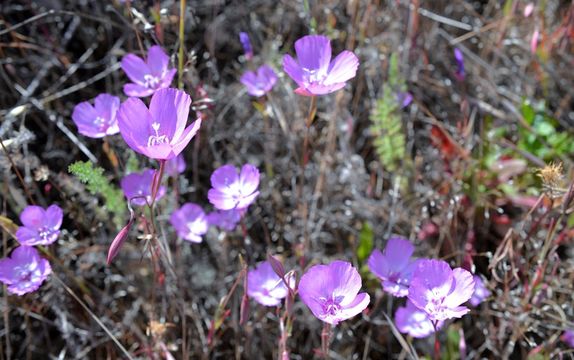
[370,53,407,172]
[444,325,461,360]
[518,100,574,161]
[357,222,374,264]
[68,161,126,227]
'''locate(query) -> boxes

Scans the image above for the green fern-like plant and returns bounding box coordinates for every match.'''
[370,53,407,172]
[68,161,126,227]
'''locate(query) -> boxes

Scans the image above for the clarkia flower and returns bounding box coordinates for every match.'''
[283,35,359,96]
[16,204,63,246]
[454,48,465,81]
[367,237,420,297]
[469,275,491,307]
[240,65,278,97]
[117,88,201,160]
[121,45,176,97]
[247,261,292,306]
[397,91,413,109]
[562,330,574,348]
[298,260,370,325]
[0,246,51,295]
[408,259,475,322]
[239,32,253,60]
[72,94,120,138]
[207,209,242,231]
[207,164,260,210]
[165,154,186,177]
[169,203,208,243]
[395,300,443,338]
[120,169,166,206]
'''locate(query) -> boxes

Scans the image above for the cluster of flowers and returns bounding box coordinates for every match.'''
[246,237,492,336]
[0,205,63,295]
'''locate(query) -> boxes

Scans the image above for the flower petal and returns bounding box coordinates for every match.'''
[123,83,155,97]
[147,45,170,76]
[207,189,237,210]
[121,53,150,84]
[45,205,63,230]
[324,50,359,86]
[239,164,260,196]
[117,97,154,154]
[19,206,45,229]
[443,268,475,308]
[294,35,331,72]
[337,292,370,322]
[283,55,305,86]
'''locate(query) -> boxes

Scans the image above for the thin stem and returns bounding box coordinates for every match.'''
[321,323,332,360]
[432,320,440,360]
[178,0,186,89]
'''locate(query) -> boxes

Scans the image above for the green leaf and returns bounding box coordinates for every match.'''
[357,222,374,264]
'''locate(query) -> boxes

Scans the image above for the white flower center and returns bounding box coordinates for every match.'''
[143,74,161,89]
[303,68,328,84]
[147,122,169,147]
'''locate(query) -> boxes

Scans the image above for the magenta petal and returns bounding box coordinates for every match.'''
[19,206,45,228]
[117,97,155,154]
[211,165,240,191]
[207,189,238,210]
[337,292,370,321]
[170,119,201,158]
[124,83,155,97]
[45,205,63,230]
[169,203,208,243]
[239,164,260,195]
[324,50,359,86]
[15,227,38,245]
[294,35,331,71]
[383,237,414,271]
[147,45,170,75]
[236,191,259,209]
[328,261,362,305]
[148,88,181,140]
[107,221,133,264]
[283,55,304,85]
[72,102,103,137]
[443,268,475,308]
[121,53,149,84]
[159,69,177,89]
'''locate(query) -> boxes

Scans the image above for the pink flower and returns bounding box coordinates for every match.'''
[0,246,51,295]
[298,260,370,325]
[121,46,176,97]
[240,65,278,97]
[408,259,475,322]
[469,275,491,307]
[206,209,242,231]
[117,88,201,160]
[169,203,208,243]
[72,94,120,138]
[283,35,359,96]
[368,236,420,297]
[247,261,292,306]
[120,169,166,206]
[395,300,444,338]
[207,164,260,210]
[16,205,63,246]
[165,154,186,177]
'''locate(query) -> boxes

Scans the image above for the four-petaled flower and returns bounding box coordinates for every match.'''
[207,209,242,231]
[208,164,260,210]
[72,94,120,138]
[368,236,420,297]
[408,259,475,322]
[298,260,370,325]
[120,169,166,206]
[240,65,278,97]
[283,35,359,96]
[117,88,201,160]
[247,261,292,306]
[169,203,208,243]
[16,205,63,246]
[0,246,52,296]
[121,45,176,97]
[469,275,491,307]
[395,300,444,338]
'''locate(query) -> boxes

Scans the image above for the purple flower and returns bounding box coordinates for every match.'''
[397,91,413,109]
[562,330,574,348]
[408,259,475,322]
[72,94,120,138]
[395,300,444,338]
[367,237,420,297]
[454,48,465,81]
[121,45,176,97]
[207,164,260,211]
[0,246,51,295]
[240,65,278,97]
[283,35,359,96]
[207,209,242,231]
[247,261,292,306]
[165,154,186,177]
[169,203,208,243]
[239,32,253,60]
[117,88,201,160]
[15,205,63,246]
[298,260,370,325]
[120,169,166,206]
[469,275,490,307]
